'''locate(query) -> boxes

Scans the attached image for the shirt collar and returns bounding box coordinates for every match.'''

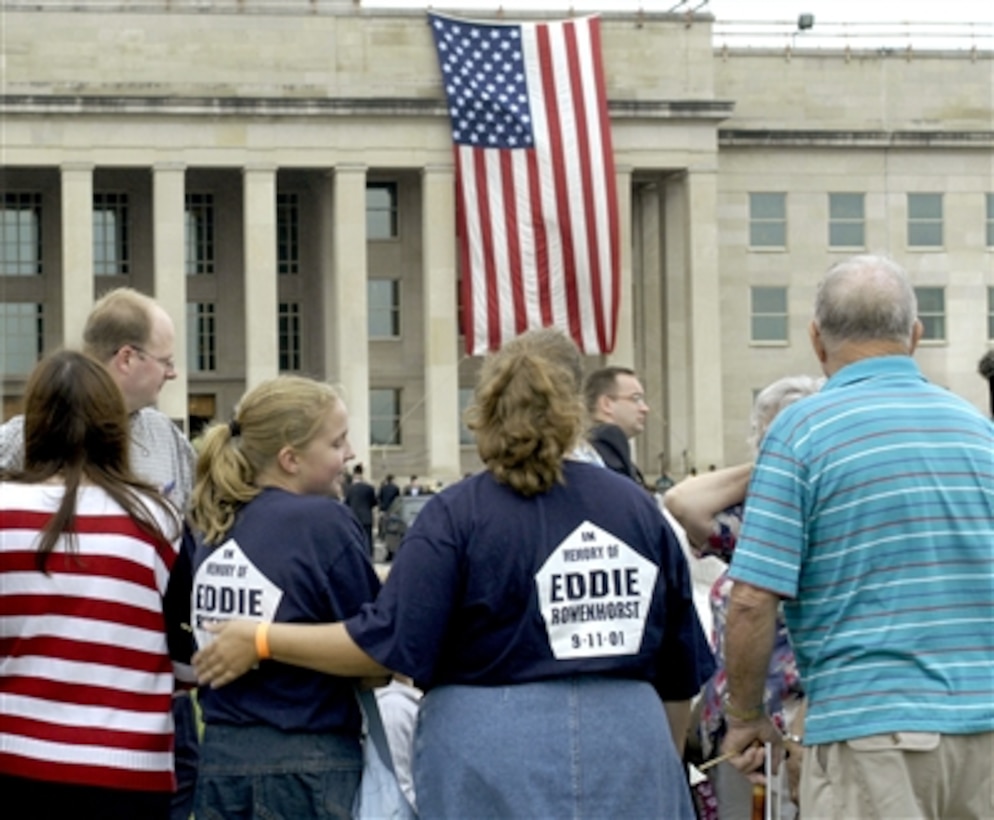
[824,355,923,391]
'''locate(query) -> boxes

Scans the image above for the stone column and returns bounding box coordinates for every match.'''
[60,163,95,347]
[328,164,370,470]
[607,164,635,368]
[634,180,667,480]
[152,162,188,426]
[242,164,279,390]
[422,164,461,482]
[684,167,724,468]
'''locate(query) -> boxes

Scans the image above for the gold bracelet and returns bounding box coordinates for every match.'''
[255,622,271,661]
[723,695,764,722]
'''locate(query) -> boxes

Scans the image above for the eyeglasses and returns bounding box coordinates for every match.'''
[611,393,647,406]
[611,393,646,404]
[131,345,176,372]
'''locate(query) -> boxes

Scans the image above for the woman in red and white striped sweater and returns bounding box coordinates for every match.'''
[0,350,190,820]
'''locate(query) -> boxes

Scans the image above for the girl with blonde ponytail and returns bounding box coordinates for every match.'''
[188,375,381,819]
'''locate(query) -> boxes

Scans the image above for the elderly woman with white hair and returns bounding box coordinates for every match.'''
[665,374,822,820]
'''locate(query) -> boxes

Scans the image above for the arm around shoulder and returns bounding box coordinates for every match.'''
[663,463,752,549]
[194,619,388,688]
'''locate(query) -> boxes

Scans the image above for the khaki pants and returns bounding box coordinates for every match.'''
[800,731,994,819]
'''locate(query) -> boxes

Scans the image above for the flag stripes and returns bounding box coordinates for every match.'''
[431,13,619,355]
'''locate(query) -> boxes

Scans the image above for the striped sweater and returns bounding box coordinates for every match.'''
[729,355,994,745]
[1,482,181,792]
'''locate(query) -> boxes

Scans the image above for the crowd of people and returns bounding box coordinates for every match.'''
[1,253,992,820]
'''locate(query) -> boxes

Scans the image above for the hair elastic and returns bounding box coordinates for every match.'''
[229,418,241,438]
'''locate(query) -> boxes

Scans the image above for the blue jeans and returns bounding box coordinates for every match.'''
[194,723,361,820]
[170,691,199,820]
[413,676,696,819]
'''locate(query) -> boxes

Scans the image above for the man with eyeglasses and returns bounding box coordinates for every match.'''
[582,366,650,487]
[1,287,193,510]
[0,286,199,820]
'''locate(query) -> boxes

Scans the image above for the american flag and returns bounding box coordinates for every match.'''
[428,13,620,356]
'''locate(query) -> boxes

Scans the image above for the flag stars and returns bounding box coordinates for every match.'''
[431,17,536,149]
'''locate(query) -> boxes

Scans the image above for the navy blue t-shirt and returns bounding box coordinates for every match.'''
[346,462,714,700]
[192,488,381,734]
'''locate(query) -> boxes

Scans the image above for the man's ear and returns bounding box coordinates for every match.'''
[108,345,134,377]
[276,445,299,475]
[909,318,923,354]
[808,320,828,365]
[595,392,614,422]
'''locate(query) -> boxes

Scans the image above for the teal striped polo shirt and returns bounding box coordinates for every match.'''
[730,355,994,745]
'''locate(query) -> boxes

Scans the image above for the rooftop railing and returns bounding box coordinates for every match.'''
[713,18,994,53]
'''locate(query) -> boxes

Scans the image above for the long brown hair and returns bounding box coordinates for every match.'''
[7,350,180,571]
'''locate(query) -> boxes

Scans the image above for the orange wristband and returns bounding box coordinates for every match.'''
[255,622,271,661]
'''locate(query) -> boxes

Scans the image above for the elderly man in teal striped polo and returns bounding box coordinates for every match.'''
[721,255,994,818]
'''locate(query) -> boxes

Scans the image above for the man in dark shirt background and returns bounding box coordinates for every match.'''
[583,366,649,486]
[345,463,377,558]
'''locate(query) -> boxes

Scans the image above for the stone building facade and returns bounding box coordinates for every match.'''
[1,1,991,483]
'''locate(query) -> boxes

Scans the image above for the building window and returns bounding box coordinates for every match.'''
[749,192,786,248]
[987,287,994,341]
[185,193,215,275]
[186,302,216,372]
[0,302,43,374]
[915,287,946,342]
[750,286,788,343]
[1,192,42,276]
[828,192,865,249]
[908,193,943,248]
[279,302,301,372]
[370,388,401,446]
[368,279,400,338]
[458,387,475,446]
[93,192,129,276]
[366,182,398,240]
[277,192,299,275]
[986,194,994,248]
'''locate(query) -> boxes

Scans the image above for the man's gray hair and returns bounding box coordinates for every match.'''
[748,374,824,451]
[814,255,917,348]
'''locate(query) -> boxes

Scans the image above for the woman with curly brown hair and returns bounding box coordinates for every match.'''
[194,327,713,819]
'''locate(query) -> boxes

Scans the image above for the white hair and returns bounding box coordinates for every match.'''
[748,374,824,452]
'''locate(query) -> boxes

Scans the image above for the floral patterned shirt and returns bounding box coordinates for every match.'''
[695,504,803,757]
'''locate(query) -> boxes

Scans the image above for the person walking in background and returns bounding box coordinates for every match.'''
[193,327,714,819]
[665,374,822,820]
[377,473,400,515]
[0,287,200,820]
[188,376,381,819]
[0,351,191,820]
[722,255,994,818]
[345,463,378,559]
[583,366,650,485]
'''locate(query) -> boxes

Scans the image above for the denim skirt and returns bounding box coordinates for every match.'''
[413,676,696,820]
[194,723,362,820]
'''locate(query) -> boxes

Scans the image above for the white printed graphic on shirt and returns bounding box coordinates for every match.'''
[535,520,658,660]
[192,538,283,649]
